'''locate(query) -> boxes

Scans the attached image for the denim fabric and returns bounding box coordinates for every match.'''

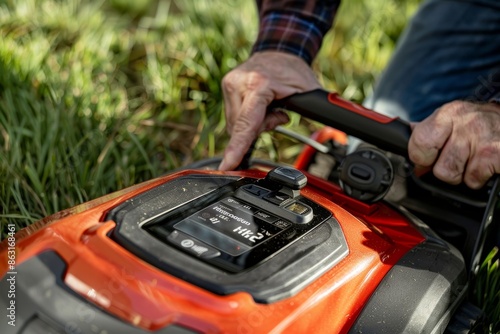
[363,0,500,121]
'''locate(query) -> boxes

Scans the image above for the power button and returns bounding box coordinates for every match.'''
[168,230,221,259]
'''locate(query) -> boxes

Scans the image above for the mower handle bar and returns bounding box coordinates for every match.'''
[268,89,492,205]
[269,89,412,158]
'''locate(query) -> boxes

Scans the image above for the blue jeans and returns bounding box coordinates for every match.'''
[363,0,500,121]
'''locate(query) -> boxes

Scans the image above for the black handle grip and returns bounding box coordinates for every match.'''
[270,89,411,157]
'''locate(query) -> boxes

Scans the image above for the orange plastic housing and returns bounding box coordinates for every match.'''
[0,168,424,333]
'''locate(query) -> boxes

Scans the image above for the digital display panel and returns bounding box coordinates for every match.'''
[174,197,285,256]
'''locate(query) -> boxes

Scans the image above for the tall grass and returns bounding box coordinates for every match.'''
[0,0,256,229]
[0,0,498,331]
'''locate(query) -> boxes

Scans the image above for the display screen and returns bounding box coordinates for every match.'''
[174,197,287,256]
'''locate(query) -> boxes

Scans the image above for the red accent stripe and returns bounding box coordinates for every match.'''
[327,93,396,124]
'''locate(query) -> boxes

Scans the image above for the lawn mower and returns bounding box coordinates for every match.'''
[1,89,498,333]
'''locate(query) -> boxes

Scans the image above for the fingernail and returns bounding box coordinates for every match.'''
[465,178,483,190]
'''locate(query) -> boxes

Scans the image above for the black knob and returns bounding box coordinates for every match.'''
[339,148,394,202]
[266,167,307,190]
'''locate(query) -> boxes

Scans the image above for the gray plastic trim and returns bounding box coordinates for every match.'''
[349,239,467,334]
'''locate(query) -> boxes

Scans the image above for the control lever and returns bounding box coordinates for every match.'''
[275,126,330,154]
[266,166,307,190]
[266,166,307,199]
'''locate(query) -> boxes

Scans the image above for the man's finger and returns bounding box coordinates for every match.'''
[219,92,271,170]
[222,75,243,134]
[219,138,253,170]
[432,130,469,185]
[408,106,454,167]
[261,110,290,132]
[464,142,500,189]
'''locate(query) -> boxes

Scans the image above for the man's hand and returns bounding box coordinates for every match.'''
[409,101,500,189]
[219,51,321,171]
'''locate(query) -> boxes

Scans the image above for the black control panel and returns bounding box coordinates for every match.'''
[170,197,288,256]
[144,167,329,272]
[107,168,348,302]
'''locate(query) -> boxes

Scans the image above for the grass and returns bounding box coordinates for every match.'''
[473,247,500,333]
[0,0,498,331]
[0,0,255,227]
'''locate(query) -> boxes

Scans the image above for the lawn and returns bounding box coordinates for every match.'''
[0,0,498,331]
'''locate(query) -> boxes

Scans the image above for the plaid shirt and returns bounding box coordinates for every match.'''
[252,0,340,64]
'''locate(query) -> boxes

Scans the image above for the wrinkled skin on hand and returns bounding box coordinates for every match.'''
[219,51,321,171]
[409,101,500,189]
